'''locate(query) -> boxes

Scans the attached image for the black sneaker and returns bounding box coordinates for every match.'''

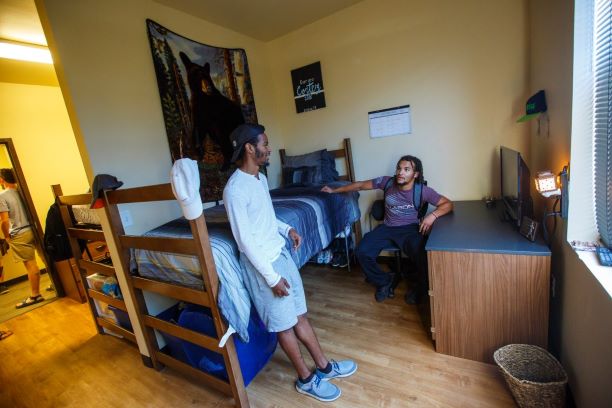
[331,253,340,267]
[0,285,9,295]
[404,289,418,305]
[375,281,393,302]
[336,253,348,268]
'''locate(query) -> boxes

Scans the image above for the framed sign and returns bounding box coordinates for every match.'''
[291,61,326,113]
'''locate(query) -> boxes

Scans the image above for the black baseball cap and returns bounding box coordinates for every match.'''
[517,90,547,122]
[230,123,265,163]
[90,174,123,208]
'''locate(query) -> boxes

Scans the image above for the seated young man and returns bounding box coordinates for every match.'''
[322,155,453,303]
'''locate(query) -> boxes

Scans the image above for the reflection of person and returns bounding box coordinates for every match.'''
[0,241,8,294]
[0,328,12,340]
[322,155,453,303]
[223,124,357,402]
[0,169,44,309]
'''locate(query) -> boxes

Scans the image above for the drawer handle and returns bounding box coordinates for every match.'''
[95,244,106,251]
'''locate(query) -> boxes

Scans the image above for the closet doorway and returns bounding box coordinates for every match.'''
[0,138,57,322]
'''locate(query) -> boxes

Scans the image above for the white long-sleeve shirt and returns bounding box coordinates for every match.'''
[223,169,292,287]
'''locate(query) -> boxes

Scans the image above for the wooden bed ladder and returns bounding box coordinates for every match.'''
[103,184,249,408]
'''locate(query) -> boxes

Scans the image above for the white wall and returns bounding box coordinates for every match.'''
[38,0,276,234]
[267,0,529,227]
[528,0,612,406]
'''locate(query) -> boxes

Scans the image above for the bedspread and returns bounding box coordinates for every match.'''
[131,183,360,342]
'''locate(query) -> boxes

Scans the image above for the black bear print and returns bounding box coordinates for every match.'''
[180,52,244,169]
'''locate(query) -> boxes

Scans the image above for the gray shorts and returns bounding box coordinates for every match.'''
[240,247,307,332]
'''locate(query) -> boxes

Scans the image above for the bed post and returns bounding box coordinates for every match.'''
[190,216,249,407]
[102,197,162,368]
[343,138,362,242]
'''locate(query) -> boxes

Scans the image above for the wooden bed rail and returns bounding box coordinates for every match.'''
[104,183,175,205]
[103,184,249,407]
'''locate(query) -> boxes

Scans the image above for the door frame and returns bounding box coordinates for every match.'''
[0,138,60,294]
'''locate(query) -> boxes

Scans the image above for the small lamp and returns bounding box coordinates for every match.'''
[535,171,561,198]
[537,166,569,244]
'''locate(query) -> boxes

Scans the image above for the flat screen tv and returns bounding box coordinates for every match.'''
[500,146,533,227]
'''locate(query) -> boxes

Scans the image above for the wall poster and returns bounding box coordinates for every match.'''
[146,19,259,202]
[291,61,326,113]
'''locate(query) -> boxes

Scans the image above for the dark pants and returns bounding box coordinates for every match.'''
[356,223,427,290]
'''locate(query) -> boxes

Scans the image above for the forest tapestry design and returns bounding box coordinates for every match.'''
[146,19,259,201]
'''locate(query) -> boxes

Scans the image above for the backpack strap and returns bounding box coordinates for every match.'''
[383,176,394,196]
[413,181,429,219]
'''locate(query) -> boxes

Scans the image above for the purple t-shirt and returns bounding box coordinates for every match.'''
[372,176,442,227]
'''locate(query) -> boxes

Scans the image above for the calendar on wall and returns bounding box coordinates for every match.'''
[368,105,411,138]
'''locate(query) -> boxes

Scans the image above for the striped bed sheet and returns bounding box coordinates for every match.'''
[131,183,360,342]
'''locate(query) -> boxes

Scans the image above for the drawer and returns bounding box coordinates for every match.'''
[84,241,108,262]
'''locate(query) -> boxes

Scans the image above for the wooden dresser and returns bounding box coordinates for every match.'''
[424,201,551,363]
[55,241,109,303]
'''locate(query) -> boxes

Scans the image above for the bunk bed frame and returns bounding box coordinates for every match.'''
[51,185,137,344]
[97,138,360,407]
[103,185,248,407]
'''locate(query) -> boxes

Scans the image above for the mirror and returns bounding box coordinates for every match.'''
[0,138,57,323]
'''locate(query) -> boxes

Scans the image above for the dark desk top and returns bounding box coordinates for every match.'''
[426,201,551,256]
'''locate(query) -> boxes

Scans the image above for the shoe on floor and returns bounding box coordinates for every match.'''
[295,373,341,402]
[336,253,348,268]
[404,289,418,305]
[0,285,9,295]
[375,281,393,302]
[316,359,358,381]
[15,295,44,309]
[0,330,13,340]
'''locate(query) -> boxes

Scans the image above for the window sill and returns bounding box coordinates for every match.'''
[575,250,612,298]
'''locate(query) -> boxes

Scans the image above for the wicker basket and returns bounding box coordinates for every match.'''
[494,344,568,408]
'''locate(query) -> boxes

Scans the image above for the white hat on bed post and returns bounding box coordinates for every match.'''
[171,158,203,220]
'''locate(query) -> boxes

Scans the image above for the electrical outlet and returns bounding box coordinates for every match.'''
[119,209,133,227]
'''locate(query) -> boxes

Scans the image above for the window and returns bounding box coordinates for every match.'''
[592,0,611,247]
[569,0,612,296]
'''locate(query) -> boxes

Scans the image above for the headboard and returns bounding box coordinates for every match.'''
[278,138,361,241]
[279,138,356,182]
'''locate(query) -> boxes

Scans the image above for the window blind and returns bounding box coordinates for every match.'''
[593,0,612,247]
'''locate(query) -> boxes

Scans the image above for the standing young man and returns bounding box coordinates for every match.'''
[0,168,44,309]
[322,155,453,303]
[223,124,357,402]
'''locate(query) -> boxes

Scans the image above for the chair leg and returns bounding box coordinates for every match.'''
[344,230,351,272]
[391,250,402,289]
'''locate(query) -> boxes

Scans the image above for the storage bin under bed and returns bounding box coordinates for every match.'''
[156,303,277,386]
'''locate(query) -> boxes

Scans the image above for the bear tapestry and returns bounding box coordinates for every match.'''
[146,19,259,201]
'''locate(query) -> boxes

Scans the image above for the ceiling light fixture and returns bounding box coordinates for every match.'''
[0,40,52,64]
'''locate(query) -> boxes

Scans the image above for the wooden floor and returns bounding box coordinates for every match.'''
[0,264,516,407]
[0,273,57,323]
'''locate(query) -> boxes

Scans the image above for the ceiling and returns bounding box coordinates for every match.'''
[153,0,365,41]
[0,0,365,46]
[0,0,46,45]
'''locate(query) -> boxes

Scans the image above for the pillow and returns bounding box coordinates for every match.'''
[321,150,339,182]
[72,205,101,225]
[283,149,339,185]
[282,166,318,185]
